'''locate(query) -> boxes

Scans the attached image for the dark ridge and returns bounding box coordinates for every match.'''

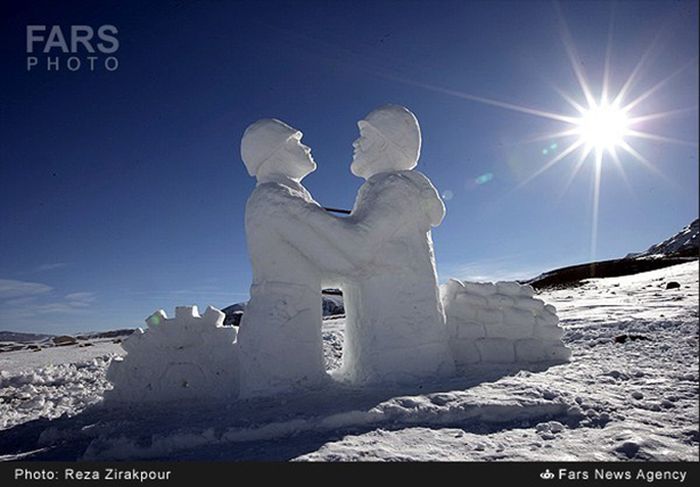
[527,256,697,290]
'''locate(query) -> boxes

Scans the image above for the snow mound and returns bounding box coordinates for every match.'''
[442,280,570,366]
[82,382,577,460]
[105,306,239,402]
[0,357,111,430]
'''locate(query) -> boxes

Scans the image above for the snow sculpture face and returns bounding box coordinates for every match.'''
[351,105,422,180]
[241,118,316,182]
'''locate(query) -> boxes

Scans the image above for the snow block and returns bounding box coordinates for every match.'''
[502,307,536,327]
[533,323,564,340]
[447,302,479,321]
[146,310,167,328]
[450,339,481,364]
[444,279,464,296]
[487,294,515,308]
[496,281,523,297]
[476,338,515,363]
[456,321,486,339]
[463,281,497,297]
[120,328,144,354]
[457,293,488,307]
[485,322,533,340]
[516,297,545,312]
[519,284,535,298]
[515,339,548,362]
[203,305,225,327]
[476,307,503,325]
[536,313,559,327]
[175,305,200,320]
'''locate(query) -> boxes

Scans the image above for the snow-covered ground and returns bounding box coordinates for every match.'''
[0,262,697,461]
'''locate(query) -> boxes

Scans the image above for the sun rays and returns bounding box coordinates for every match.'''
[378,3,697,260]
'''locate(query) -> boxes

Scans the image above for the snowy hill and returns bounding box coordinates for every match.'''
[528,219,698,289]
[0,331,53,344]
[0,261,697,461]
[627,218,699,258]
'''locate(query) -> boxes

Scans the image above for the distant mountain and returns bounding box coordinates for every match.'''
[626,218,699,259]
[0,331,53,343]
[528,219,699,289]
[222,289,345,326]
[76,329,136,340]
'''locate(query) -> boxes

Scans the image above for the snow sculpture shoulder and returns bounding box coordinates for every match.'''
[338,105,455,384]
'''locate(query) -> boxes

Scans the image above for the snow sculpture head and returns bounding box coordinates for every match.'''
[241,118,316,182]
[351,105,422,180]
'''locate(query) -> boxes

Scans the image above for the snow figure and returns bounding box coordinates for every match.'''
[105,306,239,402]
[336,105,455,384]
[238,119,360,398]
[441,279,571,366]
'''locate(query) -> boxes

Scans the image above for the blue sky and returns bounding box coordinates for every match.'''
[0,0,697,333]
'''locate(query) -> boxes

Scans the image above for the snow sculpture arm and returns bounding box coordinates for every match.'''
[289,172,444,275]
[250,172,444,278]
[249,183,367,276]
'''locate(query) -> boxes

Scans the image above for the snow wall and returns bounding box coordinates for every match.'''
[105,306,239,402]
[442,279,571,366]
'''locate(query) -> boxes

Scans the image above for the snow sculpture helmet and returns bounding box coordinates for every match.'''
[241,119,315,180]
[351,105,422,179]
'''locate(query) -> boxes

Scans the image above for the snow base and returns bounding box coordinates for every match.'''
[1,262,696,461]
[442,279,571,366]
[105,306,239,402]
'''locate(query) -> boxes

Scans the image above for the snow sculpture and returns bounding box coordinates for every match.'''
[238,119,360,398]
[105,306,239,402]
[106,107,568,404]
[337,105,455,383]
[441,279,571,366]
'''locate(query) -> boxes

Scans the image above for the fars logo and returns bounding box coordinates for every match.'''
[26,25,119,72]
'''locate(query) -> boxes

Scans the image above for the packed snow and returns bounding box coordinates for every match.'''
[106,306,239,402]
[106,106,566,401]
[235,107,460,395]
[0,261,696,461]
[442,279,570,366]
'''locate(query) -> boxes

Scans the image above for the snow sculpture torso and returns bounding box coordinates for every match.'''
[340,169,455,383]
[237,178,328,397]
[333,105,455,383]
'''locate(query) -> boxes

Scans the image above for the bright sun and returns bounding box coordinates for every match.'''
[392,3,697,259]
[575,101,629,154]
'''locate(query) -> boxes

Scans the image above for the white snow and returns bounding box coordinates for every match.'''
[0,261,696,461]
[442,279,570,366]
[105,306,239,402]
[236,106,455,396]
[627,218,698,258]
